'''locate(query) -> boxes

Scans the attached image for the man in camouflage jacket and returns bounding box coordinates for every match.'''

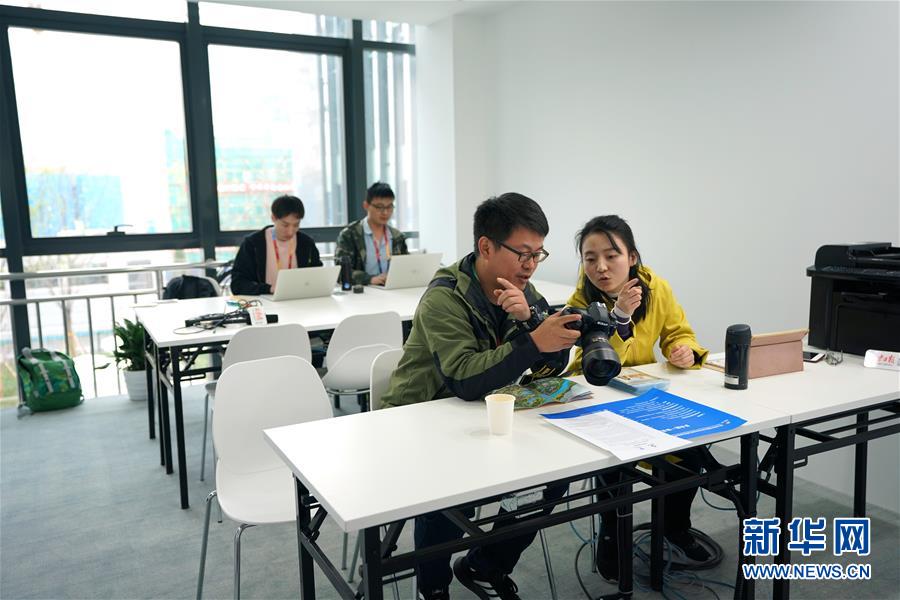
[335,182,409,285]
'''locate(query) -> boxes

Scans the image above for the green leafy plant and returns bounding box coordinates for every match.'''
[113,319,146,372]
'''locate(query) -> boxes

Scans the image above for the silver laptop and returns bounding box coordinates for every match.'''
[379,253,442,290]
[271,266,340,301]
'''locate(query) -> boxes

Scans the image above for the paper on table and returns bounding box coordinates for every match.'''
[542,409,689,460]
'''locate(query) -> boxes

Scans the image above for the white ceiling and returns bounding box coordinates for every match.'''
[193,0,515,26]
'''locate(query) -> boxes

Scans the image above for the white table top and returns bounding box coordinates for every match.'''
[135,279,573,348]
[265,363,792,532]
[711,354,899,423]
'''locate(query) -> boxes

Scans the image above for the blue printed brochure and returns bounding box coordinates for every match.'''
[543,388,746,440]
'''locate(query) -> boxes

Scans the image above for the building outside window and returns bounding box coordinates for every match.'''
[10,29,191,238]
[364,49,416,232]
[208,45,347,230]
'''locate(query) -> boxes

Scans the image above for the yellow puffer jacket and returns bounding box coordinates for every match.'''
[567,264,708,372]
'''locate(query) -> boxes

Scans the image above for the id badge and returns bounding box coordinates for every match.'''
[248,305,267,326]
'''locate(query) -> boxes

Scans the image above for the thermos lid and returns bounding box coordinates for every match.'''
[726,324,752,344]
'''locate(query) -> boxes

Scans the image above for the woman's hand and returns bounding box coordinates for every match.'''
[668,344,695,369]
[614,278,642,317]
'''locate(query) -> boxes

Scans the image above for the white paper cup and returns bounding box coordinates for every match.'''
[485,393,515,435]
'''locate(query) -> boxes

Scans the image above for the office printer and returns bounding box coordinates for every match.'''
[807,242,900,355]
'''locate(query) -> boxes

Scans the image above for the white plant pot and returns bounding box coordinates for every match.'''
[123,369,148,401]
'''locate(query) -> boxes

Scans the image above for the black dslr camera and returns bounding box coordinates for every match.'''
[560,302,622,386]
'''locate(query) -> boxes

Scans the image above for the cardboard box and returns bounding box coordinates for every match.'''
[749,329,807,379]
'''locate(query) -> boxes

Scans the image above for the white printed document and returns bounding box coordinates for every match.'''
[543,409,689,460]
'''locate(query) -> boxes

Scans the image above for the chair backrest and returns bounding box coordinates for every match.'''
[369,348,403,411]
[213,355,331,474]
[324,311,402,368]
[222,323,312,371]
[322,343,393,392]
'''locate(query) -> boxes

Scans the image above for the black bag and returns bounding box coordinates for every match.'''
[162,275,219,300]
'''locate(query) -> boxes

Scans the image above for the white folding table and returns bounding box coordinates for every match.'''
[731,355,899,599]
[136,280,572,509]
[266,363,793,599]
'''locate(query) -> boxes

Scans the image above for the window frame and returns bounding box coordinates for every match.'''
[7,23,195,246]
[203,28,350,240]
[0,2,416,358]
[0,3,417,260]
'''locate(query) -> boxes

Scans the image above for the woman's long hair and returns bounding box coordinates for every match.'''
[575,215,651,324]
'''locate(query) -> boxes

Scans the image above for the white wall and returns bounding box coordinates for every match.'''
[416,15,496,263]
[490,1,899,343]
[418,1,899,512]
[450,15,496,257]
[415,18,458,259]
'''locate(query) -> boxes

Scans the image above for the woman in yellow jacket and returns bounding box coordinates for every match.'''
[568,215,711,579]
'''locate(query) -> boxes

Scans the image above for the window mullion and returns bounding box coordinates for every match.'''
[184,2,218,261]
[0,24,31,355]
[344,19,367,224]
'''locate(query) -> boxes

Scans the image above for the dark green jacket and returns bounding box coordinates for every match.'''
[380,253,568,408]
[334,218,408,285]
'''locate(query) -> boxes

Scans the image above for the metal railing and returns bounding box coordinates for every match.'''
[0,259,229,294]
[0,260,229,401]
[0,250,408,402]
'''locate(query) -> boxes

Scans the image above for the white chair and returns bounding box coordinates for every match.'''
[322,312,402,412]
[200,324,312,481]
[369,348,403,412]
[340,348,404,574]
[196,355,332,600]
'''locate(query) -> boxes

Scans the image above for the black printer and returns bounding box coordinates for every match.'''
[807,243,900,355]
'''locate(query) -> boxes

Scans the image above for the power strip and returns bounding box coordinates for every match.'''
[184,310,278,327]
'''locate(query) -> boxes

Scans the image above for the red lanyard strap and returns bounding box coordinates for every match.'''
[272,237,293,270]
[372,230,391,273]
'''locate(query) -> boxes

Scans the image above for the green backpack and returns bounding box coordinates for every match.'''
[17,348,84,412]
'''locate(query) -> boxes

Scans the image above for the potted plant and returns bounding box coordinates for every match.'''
[114,318,148,401]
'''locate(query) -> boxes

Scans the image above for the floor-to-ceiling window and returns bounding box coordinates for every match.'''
[0,0,417,403]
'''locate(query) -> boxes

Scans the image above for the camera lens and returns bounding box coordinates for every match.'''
[581,332,622,386]
[560,303,622,386]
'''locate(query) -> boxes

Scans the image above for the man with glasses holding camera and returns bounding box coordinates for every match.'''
[335,181,409,285]
[381,193,581,600]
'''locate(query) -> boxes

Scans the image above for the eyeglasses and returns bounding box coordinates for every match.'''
[369,203,395,212]
[493,239,550,264]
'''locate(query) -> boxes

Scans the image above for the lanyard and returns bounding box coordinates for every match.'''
[272,231,293,270]
[372,229,391,274]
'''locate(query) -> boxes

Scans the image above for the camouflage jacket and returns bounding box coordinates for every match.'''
[380,253,568,408]
[334,219,408,285]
